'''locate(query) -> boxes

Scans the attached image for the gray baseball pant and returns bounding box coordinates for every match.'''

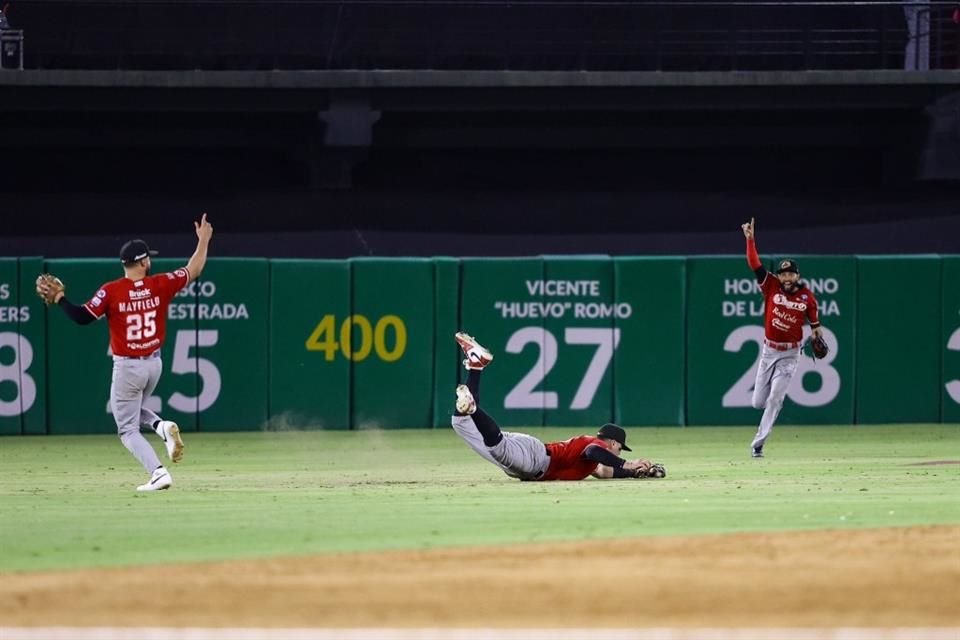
[110,356,164,473]
[750,345,800,450]
[451,415,550,480]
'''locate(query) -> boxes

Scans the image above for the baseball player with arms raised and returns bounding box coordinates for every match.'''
[36,214,214,491]
[742,217,825,458]
[451,332,665,481]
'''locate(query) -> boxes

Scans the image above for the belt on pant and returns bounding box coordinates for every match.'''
[115,350,160,360]
[763,338,800,351]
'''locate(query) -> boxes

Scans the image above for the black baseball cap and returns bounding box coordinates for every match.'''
[776,259,799,274]
[119,239,159,264]
[597,423,632,451]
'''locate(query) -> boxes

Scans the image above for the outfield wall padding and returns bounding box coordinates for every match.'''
[0,255,956,433]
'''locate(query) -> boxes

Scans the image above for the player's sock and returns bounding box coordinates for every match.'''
[466,369,482,407]
[472,408,503,447]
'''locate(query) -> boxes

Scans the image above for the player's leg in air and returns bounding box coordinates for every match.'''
[450,333,501,465]
[139,358,184,465]
[451,333,550,480]
[749,349,799,457]
[110,358,173,491]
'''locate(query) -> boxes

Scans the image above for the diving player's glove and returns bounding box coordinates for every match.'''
[35,273,66,305]
[640,463,666,479]
[623,459,667,479]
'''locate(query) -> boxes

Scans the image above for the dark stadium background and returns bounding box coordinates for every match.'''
[1,0,959,258]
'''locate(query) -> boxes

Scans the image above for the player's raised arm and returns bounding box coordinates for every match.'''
[743,217,766,284]
[185,213,214,283]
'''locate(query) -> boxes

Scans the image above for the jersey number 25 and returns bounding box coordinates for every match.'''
[126,311,158,341]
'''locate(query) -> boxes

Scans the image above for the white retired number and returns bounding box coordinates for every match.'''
[0,333,37,417]
[722,325,840,408]
[167,329,221,413]
[504,327,621,410]
[946,328,960,404]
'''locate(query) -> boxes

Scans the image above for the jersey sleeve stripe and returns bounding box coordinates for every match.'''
[82,302,104,318]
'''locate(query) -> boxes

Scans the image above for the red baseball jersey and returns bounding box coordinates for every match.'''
[759,272,819,344]
[541,435,608,481]
[84,268,190,357]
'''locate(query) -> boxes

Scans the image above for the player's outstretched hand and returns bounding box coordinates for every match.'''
[195,213,213,242]
[35,273,65,305]
[741,217,755,239]
[623,458,652,474]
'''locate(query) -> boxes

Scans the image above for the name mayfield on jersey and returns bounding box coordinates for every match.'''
[84,268,190,357]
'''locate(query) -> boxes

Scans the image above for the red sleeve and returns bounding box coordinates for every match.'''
[806,294,821,327]
[578,436,607,455]
[83,285,110,319]
[156,267,191,298]
[760,271,778,296]
[746,237,762,270]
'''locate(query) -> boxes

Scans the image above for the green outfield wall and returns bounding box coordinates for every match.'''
[0,255,956,433]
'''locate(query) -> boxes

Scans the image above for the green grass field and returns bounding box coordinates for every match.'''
[1,424,957,573]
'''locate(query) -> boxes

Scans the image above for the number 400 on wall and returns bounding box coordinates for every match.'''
[306,314,407,362]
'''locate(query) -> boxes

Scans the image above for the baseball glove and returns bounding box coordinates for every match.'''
[805,335,829,360]
[35,273,65,305]
[630,462,666,479]
[641,463,667,479]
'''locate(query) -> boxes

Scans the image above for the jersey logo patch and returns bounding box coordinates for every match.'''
[96,289,106,299]
[128,288,153,300]
[772,293,808,311]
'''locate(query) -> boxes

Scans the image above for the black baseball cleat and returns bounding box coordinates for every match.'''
[752,446,764,458]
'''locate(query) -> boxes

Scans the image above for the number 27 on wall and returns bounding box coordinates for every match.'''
[504,327,621,410]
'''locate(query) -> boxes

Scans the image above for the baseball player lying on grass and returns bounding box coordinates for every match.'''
[451,332,666,481]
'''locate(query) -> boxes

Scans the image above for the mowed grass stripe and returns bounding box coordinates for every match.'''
[0,425,957,572]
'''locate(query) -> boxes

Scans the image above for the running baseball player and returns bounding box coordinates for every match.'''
[35,214,214,491]
[451,332,666,481]
[741,217,824,458]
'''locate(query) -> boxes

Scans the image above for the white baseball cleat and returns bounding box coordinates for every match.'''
[137,467,173,492]
[455,332,494,370]
[158,420,184,463]
[455,384,477,415]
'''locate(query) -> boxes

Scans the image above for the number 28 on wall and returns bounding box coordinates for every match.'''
[722,325,840,408]
[306,314,407,362]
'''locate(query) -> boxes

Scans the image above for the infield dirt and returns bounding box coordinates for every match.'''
[3,525,958,628]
